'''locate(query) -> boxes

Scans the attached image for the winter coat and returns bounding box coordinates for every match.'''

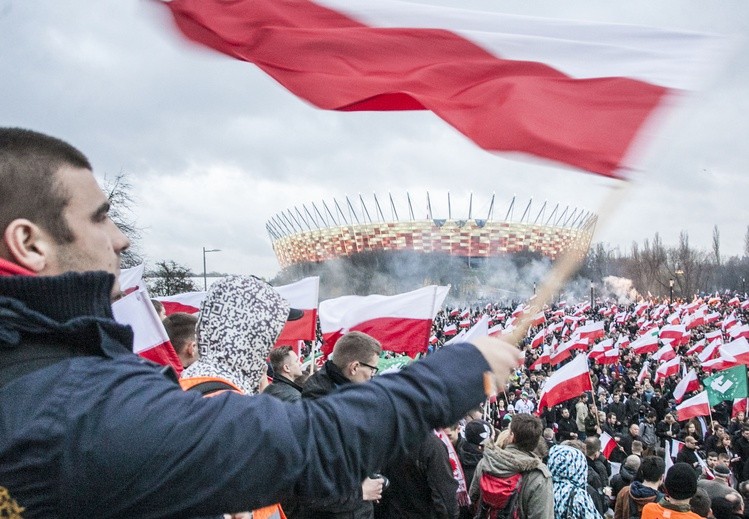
[0,270,491,518]
[377,433,459,519]
[614,481,663,519]
[610,464,637,500]
[264,374,303,403]
[469,443,553,519]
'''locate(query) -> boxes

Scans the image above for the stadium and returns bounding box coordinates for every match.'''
[266,193,598,269]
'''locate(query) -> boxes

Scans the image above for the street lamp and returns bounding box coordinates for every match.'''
[533,282,537,295]
[202,247,221,291]
[590,281,594,306]
[669,278,674,304]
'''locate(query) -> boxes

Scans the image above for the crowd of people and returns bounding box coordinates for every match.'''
[2,126,749,519]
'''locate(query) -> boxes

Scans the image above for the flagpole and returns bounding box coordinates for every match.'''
[483,180,629,395]
[588,366,602,430]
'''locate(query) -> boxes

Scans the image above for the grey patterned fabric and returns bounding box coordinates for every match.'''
[182,275,289,394]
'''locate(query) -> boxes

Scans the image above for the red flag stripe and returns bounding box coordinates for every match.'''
[162,0,698,177]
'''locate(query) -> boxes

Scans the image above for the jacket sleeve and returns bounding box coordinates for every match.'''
[468,457,485,503]
[63,342,490,518]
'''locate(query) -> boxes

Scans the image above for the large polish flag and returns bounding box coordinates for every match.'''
[576,321,605,341]
[720,338,749,365]
[629,333,660,355]
[676,391,711,421]
[660,324,690,346]
[112,288,183,376]
[729,324,749,341]
[673,368,700,404]
[162,0,727,178]
[155,291,206,315]
[319,285,448,357]
[274,276,320,343]
[538,354,591,410]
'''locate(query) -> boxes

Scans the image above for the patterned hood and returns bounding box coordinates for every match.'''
[182,275,289,394]
[548,445,602,519]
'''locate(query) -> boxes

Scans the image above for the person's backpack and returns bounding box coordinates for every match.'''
[475,472,523,519]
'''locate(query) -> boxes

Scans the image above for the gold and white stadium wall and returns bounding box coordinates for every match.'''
[266,193,597,269]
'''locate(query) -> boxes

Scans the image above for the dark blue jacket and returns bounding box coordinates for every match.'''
[0,272,489,518]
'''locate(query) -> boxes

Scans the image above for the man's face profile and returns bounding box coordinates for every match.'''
[43,166,130,293]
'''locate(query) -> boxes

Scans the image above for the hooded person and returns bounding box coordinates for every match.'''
[181,275,289,394]
[547,445,604,519]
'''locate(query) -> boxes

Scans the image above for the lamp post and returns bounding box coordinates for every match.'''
[669,278,674,304]
[533,282,537,295]
[202,247,221,291]
[590,281,594,306]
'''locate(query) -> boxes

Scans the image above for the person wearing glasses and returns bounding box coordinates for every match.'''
[296,331,384,518]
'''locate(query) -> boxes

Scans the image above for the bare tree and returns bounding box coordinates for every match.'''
[147,260,198,297]
[102,172,143,268]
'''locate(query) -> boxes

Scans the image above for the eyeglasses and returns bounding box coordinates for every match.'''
[360,361,379,375]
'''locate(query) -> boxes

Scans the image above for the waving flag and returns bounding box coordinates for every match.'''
[155,291,206,316]
[630,333,660,355]
[274,276,320,343]
[673,368,700,403]
[163,0,727,178]
[538,354,591,410]
[704,365,748,407]
[600,432,618,460]
[654,355,680,382]
[319,285,448,357]
[676,391,711,421]
[112,288,183,375]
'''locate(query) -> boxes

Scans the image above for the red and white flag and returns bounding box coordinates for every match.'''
[443,323,458,336]
[155,291,206,316]
[112,288,183,376]
[720,338,749,365]
[600,431,618,460]
[733,397,749,418]
[576,321,605,341]
[530,329,546,349]
[637,361,651,383]
[654,355,680,382]
[163,0,726,178]
[652,344,676,363]
[729,324,749,341]
[118,263,145,295]
[701,353,738,373]
[550,339,574,366]
[660,324,689,346]
[274,276,320,344]
[686,339,706,356]
[530,345,551,371]
[673,368,700,403]
[676,391,711,421]
[598,346,620,366]
[705,329,723,343]
[319,285,448,357]
[538,354,591,410]
[630,333,660,355]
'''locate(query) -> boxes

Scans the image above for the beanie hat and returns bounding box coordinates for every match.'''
[665,463,698,500]
[465,420,492,446]
[714,463,731,478]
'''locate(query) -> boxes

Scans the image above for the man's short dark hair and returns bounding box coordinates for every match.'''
[269,346,294,374]
[0,127,91,243]
[162,312,198,353]
[510,414,543,452]
[638,455,666,484]
[332,332,382,369]
[585,436,601,458]
[689,488,711,518]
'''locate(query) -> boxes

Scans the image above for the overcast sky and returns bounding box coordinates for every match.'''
[1,1,747,280]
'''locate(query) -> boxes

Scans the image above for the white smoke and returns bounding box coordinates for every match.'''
[602,275,640,304]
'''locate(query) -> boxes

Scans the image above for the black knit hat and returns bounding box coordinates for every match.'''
[665,463,698,500]
[464,420,492,446]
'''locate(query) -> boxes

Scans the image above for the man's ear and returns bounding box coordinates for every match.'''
[2,219,55,273]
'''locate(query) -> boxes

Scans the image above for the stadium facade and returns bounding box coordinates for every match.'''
[266,193,597,269]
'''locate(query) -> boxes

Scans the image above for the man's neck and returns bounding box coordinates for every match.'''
[643,480,660,490]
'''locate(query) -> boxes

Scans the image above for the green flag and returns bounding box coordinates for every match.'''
[703,365,749,407]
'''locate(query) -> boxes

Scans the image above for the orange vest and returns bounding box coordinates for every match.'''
[180,376,287,519]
